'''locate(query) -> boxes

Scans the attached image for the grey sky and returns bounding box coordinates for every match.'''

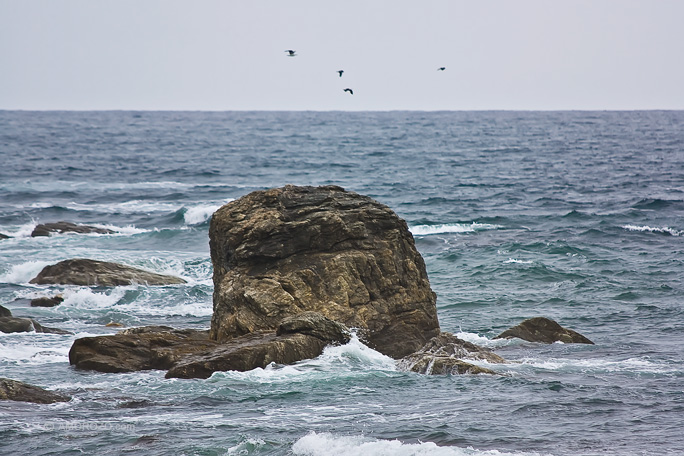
[1,0,683,111]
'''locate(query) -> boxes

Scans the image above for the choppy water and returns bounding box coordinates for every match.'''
[1,110,683,456]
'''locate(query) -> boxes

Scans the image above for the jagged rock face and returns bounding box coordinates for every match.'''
[494,317,594,344]
[29,258,186,286]
[0,378,70,404]
[209,185,440,359]
[398,332,504,375]
[31,221,114,237]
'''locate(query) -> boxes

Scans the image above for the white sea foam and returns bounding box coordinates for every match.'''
[183,202,227,225]
[622,224,682,236]
[0,260,52,284]
[454,331,512,349]
[504,258,534,264]
[515,356,677,374]
[292,432,549,456]
[410,223,502,236]
[210,334,396,383]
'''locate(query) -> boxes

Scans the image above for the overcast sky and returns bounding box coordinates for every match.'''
[1,0,683,111]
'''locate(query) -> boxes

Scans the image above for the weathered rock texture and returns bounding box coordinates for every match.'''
[69,327,218,373]
[70,313,350,377]
[0,316,72,335]
[0,378,70,404]
[29,258,186,286]
[209,185,440,358]
[167,312,350,379]
[31,221,114,237]
[31,295,64,307]
[494,317,594,344]
[398,332,504,375]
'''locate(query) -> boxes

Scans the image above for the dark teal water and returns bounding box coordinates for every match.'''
[1,111,683,455]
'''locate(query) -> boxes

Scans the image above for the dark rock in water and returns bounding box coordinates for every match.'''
[0,232,9,240]
[0,304,11,317]
[398,332,504,375]
[31,221,114,237]
[30,295,64,307]
[494,317,594,344]
[0,378,70,404]
[69,327,218,373]
[209,185,440,359]
[29,258,186,286]
[167,312,351,379]
[0,316,72,335]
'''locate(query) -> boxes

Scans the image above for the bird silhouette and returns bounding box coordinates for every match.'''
[285,50,296,57]
[438,67,446,71]
[343,88,353,95]
[338,70,344,77]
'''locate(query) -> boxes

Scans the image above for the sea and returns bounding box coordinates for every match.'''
[1,110,683,456]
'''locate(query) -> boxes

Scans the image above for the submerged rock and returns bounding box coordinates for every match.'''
[31,221,114,237]
[0,378,70,404]
[209,185,440,358]
[30,295,64,307]
[0,233,9,240]
[167,312,351,379]
[0,304,11,317]
[398,332,504,375]
[0,316,72,335]
[69,327,218,373]
[29,258,186,286]
[494,317,594,344]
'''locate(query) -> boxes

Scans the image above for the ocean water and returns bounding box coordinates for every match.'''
[1,110,683,456]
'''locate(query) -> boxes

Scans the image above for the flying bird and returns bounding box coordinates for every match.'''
[337,70,344,77]
[285,50,296,57]
[343,88,353,95]
[438,67,446,71]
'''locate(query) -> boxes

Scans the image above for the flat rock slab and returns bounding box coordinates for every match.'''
[0,316,72,335]
[69,327,218,373]
[494,317,594,344]
[31,221,114,237]
[29,258,186,286]
[0,378,70,404]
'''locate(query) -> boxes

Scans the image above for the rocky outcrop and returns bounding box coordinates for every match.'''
[0,233,9,240]
[0,316,72,334]
[69,327,218,373]
[167,312,350,379]
[0,378,70,404]
[494,317,594,344]
[31,221,114,237]
[0,304,11,317]
[29,258,186,286]
[398,332,504,375]
[30,295,64,307]
[209,185,440,359]
[70,313,351,377]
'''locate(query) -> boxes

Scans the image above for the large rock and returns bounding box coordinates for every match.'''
[167,312,351,379]
[31,221,114,237]
[0,316,72,335]
[31,295,64,307]
[494,317,594,344]
[0,378,70,404]
[398,332,504,375]
[69,327,218,373]
[209,185,440,358]
[29,258,186,286]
